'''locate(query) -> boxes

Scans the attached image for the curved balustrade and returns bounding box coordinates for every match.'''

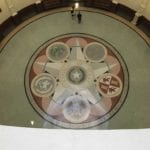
[0,0,149,42]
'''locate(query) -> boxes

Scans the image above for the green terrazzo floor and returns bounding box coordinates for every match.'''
[0,8,150,129]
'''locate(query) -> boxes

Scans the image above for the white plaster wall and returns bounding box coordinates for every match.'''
[143,1,150,20]
[0,125,150,150]
[0,0,37,24]
[117,0,143,11]
[0,0,11,23]
[13,0,36,11]
[116,0,150,20]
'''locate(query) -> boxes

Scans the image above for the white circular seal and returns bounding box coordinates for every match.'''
[63,95,90,123]
[31,73,56,97]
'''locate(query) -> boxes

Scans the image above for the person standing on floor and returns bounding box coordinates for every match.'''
[71,5,75,18]
[77,11,82,24]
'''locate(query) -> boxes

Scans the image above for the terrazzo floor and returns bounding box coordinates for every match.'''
[0,8,150,129]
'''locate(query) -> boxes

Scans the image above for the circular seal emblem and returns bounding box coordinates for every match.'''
[68,66,86,84]
[63,95,90,123]
[46,42,70,62]
[25,34,129,128]
[84,42,107,62]
[31,73,56,97]
[96,73,123,97]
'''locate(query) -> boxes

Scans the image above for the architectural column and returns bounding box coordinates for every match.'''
[35,0,43,13]
[4,0,17,16]
[131,0,148,25]
[131,12,142,25]
[111,0,118,13]
[4,0,21,25]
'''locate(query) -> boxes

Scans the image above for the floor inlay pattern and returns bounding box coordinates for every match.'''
[25,34,129,128]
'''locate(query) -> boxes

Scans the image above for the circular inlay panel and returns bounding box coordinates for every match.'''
[96,73,123,97]
[63,95,90,123]
[84,42,107,62]
[25,34,129,128]
[68,66,86,84]
[46,42,70,62]
[31,73,56,97]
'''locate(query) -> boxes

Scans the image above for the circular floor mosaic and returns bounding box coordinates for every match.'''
[25,34,129,128]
